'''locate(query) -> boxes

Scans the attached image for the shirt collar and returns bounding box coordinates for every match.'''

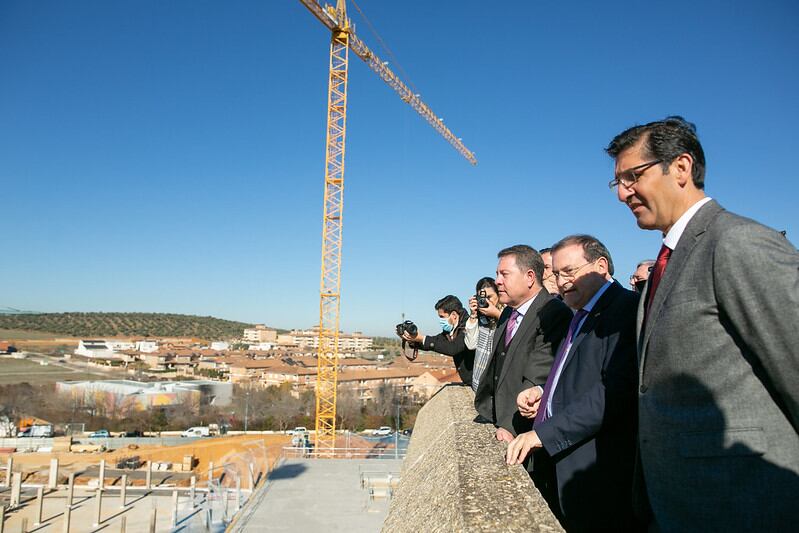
[663,197,712,250]
[513,290,541,318]
[578,279,612,314]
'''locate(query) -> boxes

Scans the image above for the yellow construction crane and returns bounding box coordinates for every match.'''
[298,0,476,454]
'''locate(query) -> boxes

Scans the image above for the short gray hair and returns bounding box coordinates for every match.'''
[551,234,615,276]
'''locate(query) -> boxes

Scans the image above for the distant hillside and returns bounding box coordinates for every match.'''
[0,312,255,339]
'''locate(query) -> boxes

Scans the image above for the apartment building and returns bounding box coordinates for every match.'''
[275,328,373,352]
[243,325,278,343]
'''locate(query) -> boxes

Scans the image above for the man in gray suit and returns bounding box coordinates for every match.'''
[474,244,571,441]
[606,116,799,531]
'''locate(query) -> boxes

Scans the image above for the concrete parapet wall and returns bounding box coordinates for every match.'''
[383,385,563,533]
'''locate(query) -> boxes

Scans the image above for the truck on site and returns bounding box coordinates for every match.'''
[0,341,18,354]
[181,426,211,438]
[18,424,54,437]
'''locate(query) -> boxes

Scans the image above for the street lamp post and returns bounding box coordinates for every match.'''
[244,390,250,433]
[394,398,401,459]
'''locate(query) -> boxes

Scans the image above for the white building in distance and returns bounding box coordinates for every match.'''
[276,328,373,352]
[135,340,159,353]
[243,325,277,343]
[74,340,122,360]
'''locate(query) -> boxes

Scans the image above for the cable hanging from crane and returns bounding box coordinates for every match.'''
[349,0,420,96]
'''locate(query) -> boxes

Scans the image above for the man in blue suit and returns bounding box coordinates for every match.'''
[507,234,642,532]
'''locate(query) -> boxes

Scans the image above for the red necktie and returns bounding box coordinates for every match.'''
[645,244,672,321]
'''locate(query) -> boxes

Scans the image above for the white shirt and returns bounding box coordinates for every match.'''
[545,280,613,417]
[663,197,713,250]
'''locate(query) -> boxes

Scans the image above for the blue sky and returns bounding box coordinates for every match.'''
[2,0,797,337]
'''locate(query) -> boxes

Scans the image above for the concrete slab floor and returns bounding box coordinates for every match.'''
[0,487,225,532]
[234,459,404,533]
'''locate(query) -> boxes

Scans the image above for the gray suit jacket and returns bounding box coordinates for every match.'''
[474,290,571,436]
[636,200,799,531]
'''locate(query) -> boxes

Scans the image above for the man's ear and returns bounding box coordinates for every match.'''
[673,153,694,187]
[597,256,610,275]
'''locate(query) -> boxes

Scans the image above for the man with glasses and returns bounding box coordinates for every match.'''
[606,116,799,531]
[629,259,654,293]
[507,235,641,532]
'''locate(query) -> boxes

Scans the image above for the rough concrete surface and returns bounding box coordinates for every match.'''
[382,385,563,533]
[232,458,403,532]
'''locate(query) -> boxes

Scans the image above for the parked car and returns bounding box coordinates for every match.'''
[119,430,143,438]
[115,456,142,469]
[88,429,110,438]
[181,426,210,438]
[289,426,308,435]
[372,426,393,436]
[401,428,413,436]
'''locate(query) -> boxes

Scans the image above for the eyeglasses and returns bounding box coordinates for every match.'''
[552,260,597,281]
[608,159,663,190]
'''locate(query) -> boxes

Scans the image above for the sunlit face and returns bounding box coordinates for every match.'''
[552,244,608,310]
[495,255,535,308]
[614,140,680,232]
[541,251,558,295]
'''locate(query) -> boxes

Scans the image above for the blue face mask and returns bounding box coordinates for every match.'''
[439,316,454,333]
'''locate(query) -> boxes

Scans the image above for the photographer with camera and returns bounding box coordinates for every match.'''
[464,277,504,392]
[397,295,475,385]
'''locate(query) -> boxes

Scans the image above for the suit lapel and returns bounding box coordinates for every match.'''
[492,307,511,357]
[560,282,620,375]
[497,291,548,388]
[639,200,722,371]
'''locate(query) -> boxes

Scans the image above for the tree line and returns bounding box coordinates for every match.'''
[0,312,255,339]
[0,382,422,434]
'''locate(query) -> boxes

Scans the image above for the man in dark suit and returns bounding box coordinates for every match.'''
[606,116,799,531]
[474,245,571,440]
[506,235,641,532]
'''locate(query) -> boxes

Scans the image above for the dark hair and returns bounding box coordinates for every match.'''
[434,295,464,315]
[475,277,498,295]
[605,115,706,189]
[539,247,552,255]
[551,234,615,276]
[497,244,544,285]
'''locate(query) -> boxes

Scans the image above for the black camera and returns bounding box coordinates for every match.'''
[477,290,489,308]
[396,320,418,337]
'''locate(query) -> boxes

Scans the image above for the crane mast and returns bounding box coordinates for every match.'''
[299,0,476,454]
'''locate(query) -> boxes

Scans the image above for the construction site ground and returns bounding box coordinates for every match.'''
[3,433,395,488]
[1,433,399,531]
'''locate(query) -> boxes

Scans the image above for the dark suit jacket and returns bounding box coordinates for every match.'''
[421,310,475,385]
[534,281,641,533]
[635,200,799,531]
[474,290,571,436]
